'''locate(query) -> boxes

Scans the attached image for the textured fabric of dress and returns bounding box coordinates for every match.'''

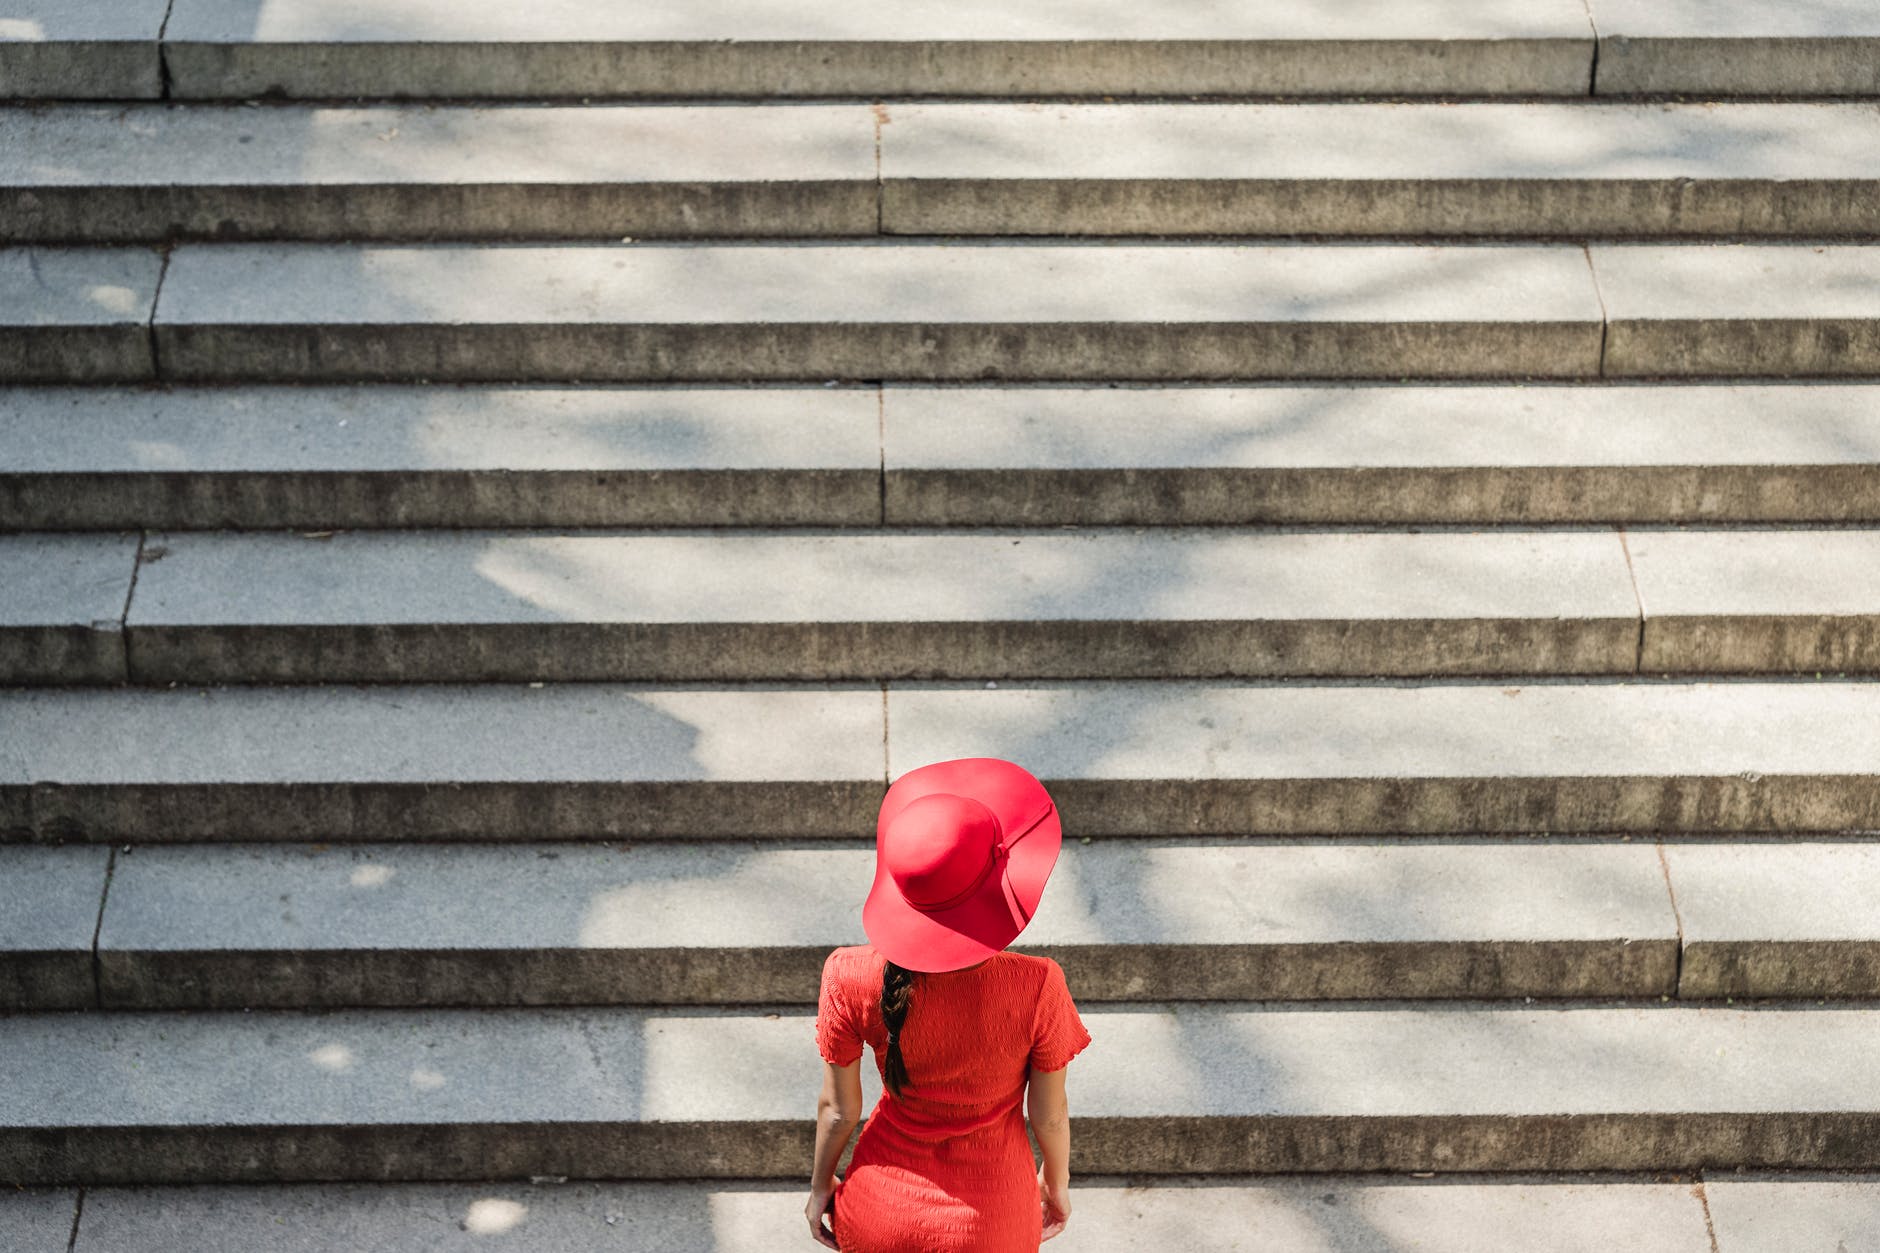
[816,944,1092,1253]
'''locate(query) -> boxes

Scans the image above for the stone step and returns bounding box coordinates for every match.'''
[101,528,1640,683]
[9,681,1880,842]
[137,242,1880,383]
[21,528,1880,685]
[14,1175,1877,1251]
[62,839,1680,1009]
[0,247,158,383]
[0,1,168,100]
[1589,0,1880,97]
[0,844,109,1010]
[9,1002,1880,1183]
[19,838,1880,1012]
[0,532,137,684]
[156,0,1600,101]
[881,102,1880,240]
[0,105,880,243]
[10,384,1880,530]
[142,241,1611,384]
[11,103,1880,243]
[16,243,1879,385]
[12,1176,1807,1252]
[11,0,1877,104]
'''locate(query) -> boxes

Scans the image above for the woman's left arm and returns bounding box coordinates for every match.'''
[806,1057,864,1248]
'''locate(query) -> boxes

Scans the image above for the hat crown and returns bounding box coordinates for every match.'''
[883,793,1001,912]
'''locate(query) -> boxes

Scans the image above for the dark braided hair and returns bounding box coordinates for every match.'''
[880,960,918,1096]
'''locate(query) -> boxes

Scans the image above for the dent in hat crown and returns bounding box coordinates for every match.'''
[881,792,1001,913]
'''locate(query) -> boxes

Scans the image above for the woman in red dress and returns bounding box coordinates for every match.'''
[805,757,1092,1252]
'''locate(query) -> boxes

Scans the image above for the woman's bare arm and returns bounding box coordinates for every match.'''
[806,1058,864,1248]
[1026,1063,1073,1240]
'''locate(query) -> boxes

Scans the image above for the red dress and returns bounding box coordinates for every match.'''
[816,944,1093,1253]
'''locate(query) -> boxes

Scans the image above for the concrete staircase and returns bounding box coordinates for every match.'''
[8,2,1880,1248]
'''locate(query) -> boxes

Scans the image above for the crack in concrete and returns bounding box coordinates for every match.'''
[1656,840,1688,999]
[876,385,887,526]
[64,1186,85,1253]
[147,245,173,382]
[157,0,178,100]
[880,681,891,784]
[1616,526,1646,674]
[1581,243,1612,380]
[1694,1176,1722,1253]
[90,847,119,1011]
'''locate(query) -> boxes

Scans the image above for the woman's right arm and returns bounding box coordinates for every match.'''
[1026,1063,1073,1240]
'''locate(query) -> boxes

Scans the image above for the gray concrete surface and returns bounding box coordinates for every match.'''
[0,247,160,383]
[90,840,1677,1007]
[0,1190,75,1252]
[0,0,166,99]
[1631,529,1880,674]
[1592,245,1880,377]
[888,680,1880,835]
[13,384,1880,530]
[0,385,881,529]
[883,384,1880,525]
[119,529,1641,682]
[884,103,1880,238]
[1706,1175,1880,1252]
[160,0,1595,99]
[150,243,1607,382]
[0,684,885,842]
[65,1178,1716,1252]
[1590,0,1880,96]
[1666,843,1880,998]
[0,844,109,1010]
[0,531,137,682]
[0,106,877,242]
[10,1003,1880,1182]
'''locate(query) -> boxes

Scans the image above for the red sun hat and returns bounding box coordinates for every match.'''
[863,757,1063,973]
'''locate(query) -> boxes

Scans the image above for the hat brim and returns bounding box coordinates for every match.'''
[863,757,1062,973]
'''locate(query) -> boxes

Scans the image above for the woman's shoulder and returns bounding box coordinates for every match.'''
[822,944,885,981]
[992,951,1068,991]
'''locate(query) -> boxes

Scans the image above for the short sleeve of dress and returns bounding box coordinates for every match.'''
[816,950,864,1067]
[1029,959,1092,1072]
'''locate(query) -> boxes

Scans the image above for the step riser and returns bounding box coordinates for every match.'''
[152,323,1605,384]
[1,470,883,531]
[111,620,1641,684]
[1,184,877,244]
[13,466,1880,530]
[11,181,1880,244]
[9,777,1880,843]
[1,329,150,385]
[20,620,1880,685]
[9,1113,1880,1185]
[2,782,881,844]
[82,941,1679,1012]
[159,42,1595,102]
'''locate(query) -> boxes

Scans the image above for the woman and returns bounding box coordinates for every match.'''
[806,756,1091,1251]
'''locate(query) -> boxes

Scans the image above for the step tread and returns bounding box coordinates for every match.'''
[0,684,883,785]
[884,101,1880,180]
[0,532,136,626]
[117,529,1642,624]
[1591,244,1880,322]
[45,1178,1738,1253]
[6,1002,1880,1125]
[0,104,878,187]
[0,248,160,329]
[151,242,1605,327]
[16,102,1880,187]
[162,0,1593,45]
